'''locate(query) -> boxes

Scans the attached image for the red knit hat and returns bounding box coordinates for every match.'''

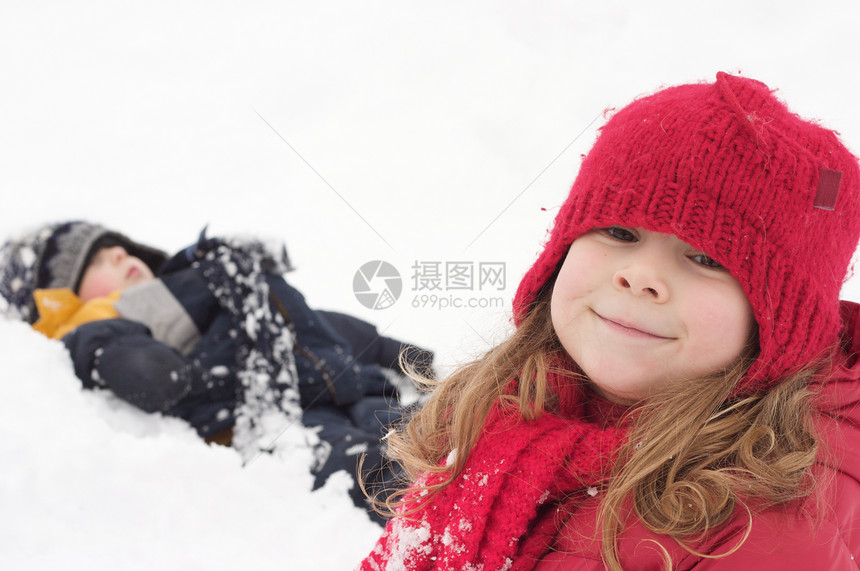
[513,72,860,394]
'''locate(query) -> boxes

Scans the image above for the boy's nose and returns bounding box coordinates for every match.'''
[107,246,128,264]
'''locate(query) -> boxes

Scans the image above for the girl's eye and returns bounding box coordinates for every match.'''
[604,226,637,242]
[691,253,724,269]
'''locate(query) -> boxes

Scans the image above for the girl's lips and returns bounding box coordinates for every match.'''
[596,312,671,340]
[127,266,140,279]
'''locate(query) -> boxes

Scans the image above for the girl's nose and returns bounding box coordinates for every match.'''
[613,263,670,301]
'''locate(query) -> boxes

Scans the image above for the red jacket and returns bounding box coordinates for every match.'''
[536,301,860,570]
[359,303,860,570]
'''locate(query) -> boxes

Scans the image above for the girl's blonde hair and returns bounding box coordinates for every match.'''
[378,280,822,570]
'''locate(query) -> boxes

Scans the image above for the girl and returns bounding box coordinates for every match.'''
[358,72,860,569]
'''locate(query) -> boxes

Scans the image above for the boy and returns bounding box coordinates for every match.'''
[0,221,433,523]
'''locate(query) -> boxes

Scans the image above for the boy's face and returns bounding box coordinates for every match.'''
[77,246,155,302]
[550,226,755,405]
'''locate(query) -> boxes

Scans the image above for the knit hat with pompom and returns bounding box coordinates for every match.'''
[0,221,166,323]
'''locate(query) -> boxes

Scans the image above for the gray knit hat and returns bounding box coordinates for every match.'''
[0,221,167,322]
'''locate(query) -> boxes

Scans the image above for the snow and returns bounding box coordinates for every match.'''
[3,1,860,569]
[378,518,433,571]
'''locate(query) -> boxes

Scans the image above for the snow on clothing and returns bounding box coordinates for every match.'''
[359,370,625,571]
[358,302,860,569]
[50,233,421,522]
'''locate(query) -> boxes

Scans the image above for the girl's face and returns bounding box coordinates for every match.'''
[77,246,155,302]
[550,227,755,405]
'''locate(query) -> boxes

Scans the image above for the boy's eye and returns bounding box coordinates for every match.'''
[691,253,724,269]
[603,226,637,242]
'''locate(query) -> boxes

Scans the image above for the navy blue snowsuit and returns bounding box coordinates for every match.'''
[61,234,431,523]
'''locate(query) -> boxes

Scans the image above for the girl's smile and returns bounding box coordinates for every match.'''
[551,226,755,405]
[593,311,672,340]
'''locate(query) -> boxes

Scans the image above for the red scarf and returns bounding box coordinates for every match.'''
[357,375,627,570]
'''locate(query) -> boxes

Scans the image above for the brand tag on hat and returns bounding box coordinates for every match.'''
[814,167,842,210]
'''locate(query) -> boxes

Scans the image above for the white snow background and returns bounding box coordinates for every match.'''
[3,2,860,569]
